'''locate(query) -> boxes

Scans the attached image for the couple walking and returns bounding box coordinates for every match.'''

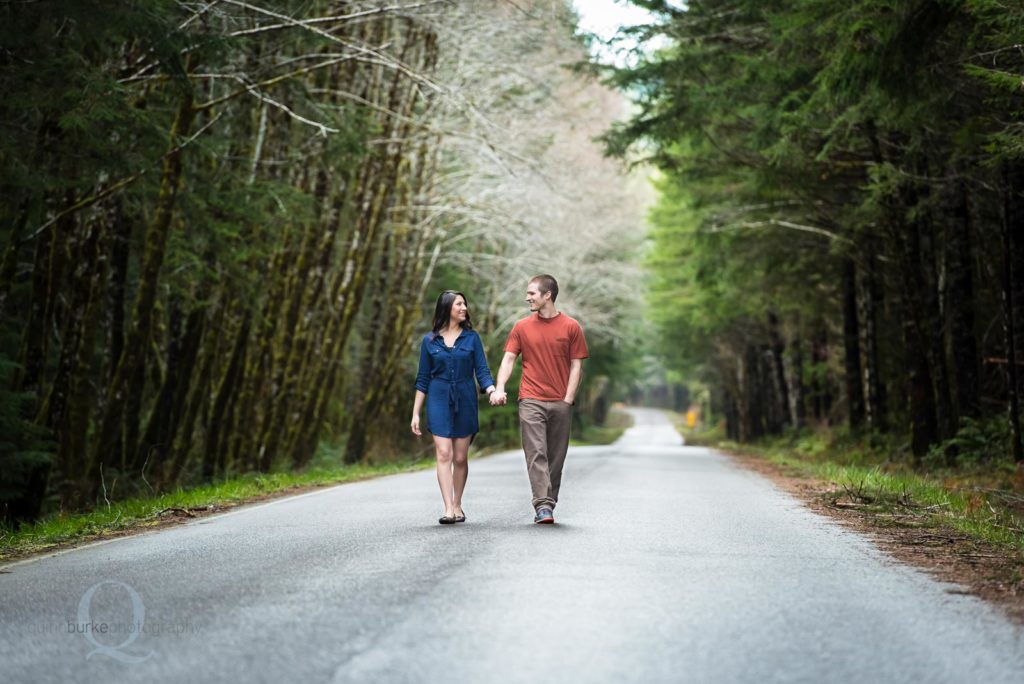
[411,275,589,525]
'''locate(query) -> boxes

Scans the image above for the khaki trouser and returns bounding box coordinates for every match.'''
[518,399,573,511]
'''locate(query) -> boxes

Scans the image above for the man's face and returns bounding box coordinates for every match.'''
[525,282,548,311]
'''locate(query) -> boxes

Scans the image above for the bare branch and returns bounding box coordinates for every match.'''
[226,0,451,39]
[709,218,852,245]
[220,0,445,93]
[193,54,364,111]
[23,111,225,244]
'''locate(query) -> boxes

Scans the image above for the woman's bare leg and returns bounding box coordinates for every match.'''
[452,436,471,517]
[434,436,456,516]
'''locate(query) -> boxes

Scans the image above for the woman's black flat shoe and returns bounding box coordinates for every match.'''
[439,515,456,524]
[454,513,466,523]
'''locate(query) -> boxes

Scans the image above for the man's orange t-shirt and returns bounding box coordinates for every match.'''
[504,312,589,401]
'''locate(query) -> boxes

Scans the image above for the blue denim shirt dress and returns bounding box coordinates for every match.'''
[415,328,494,438]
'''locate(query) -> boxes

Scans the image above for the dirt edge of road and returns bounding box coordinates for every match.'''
[722,448,1024,625]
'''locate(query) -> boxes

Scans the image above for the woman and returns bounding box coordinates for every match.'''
[411,290,496,524]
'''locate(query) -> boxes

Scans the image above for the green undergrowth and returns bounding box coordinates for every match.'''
[569,425,625,446]
[678,420,726,447]
[571,408,633,446]
[679,418,1024,553]
[0,408,635,562]
[758,450,1023,550]
[0,457,433,563]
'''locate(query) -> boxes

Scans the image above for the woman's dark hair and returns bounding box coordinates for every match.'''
[431,290,473,335]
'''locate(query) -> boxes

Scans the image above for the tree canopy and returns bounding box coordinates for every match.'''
[0,0,648,527]
[604,0,1024,461]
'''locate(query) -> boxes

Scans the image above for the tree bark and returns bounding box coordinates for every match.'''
[842,257,865,429]
[784,321,805,428]
[810,327,833,422]
[896,279,937,465]
[105,201,131,384]
[942,175,979,421]
[766,311,790,433]
[89,83,196,498]
[1002,161,1024,462]
[743,344,764,440]
[37,213,105,507]
[0,200,31,322]
[15,197,65,393]
[203,310,251,481]
[915,193,955,441]
[134,304,205,477]
[858,243,886,431]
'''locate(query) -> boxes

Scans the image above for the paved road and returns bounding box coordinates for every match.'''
[2,407,1024,683]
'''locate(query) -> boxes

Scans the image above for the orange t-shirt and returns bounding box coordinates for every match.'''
[504,312,589,401]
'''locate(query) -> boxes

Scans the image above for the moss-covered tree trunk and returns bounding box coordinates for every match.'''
[858,243,886,431]
[942,175,979,422]
[203,308,251,481]
[1002,161,1024,463]
[37,214,106,508]
[133,304,205,477]
[842,257,865,429]
[88,84,196,499]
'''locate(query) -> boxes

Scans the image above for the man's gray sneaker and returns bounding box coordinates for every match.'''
[534,507,554,524]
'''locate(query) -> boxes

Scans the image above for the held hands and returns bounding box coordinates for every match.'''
[489,389,507,406]
[410,414,421,436]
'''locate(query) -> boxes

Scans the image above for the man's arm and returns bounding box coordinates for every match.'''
[564,358,583,405]
[490,351,518,405]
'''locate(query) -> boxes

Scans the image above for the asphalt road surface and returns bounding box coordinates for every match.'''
[3,407,1024,683]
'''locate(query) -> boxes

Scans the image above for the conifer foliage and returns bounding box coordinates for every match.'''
[607,1,1024,462]
[0,1,647,526]
[0,0,446,525]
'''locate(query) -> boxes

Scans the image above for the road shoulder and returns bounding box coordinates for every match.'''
[721,447,1024,625]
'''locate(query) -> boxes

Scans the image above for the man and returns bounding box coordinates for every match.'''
[490,275,588,524]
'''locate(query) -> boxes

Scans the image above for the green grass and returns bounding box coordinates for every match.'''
[0,408,630,561]
[570,425,627,446]
[570,408,633,446]
[0,408,638,561]
[661,407,727,447]
[664,411,1024,551]
[718,432,1024,553]
[0,458,434,562]
[678,421,726,447]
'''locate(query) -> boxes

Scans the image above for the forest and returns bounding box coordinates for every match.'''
[4,0,1024,533]
[606,0,1024,472]
[0,1,646,527]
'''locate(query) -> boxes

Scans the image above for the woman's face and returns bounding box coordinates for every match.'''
[450,295,468,323]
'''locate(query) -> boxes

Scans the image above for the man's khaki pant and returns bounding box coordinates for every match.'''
[518,399,573,511]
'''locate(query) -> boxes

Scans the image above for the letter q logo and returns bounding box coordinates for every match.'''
[77,580,154,663]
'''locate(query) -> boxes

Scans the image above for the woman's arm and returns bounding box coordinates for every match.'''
[414,337,431,394]
[490,351,518,405]
[412,338,431,435]
[473,333,496,396]
[411,389,426,435]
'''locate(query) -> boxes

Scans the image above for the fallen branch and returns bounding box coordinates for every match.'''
[157,506,198,518]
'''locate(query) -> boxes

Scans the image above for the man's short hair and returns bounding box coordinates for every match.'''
[530,274,559,302]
